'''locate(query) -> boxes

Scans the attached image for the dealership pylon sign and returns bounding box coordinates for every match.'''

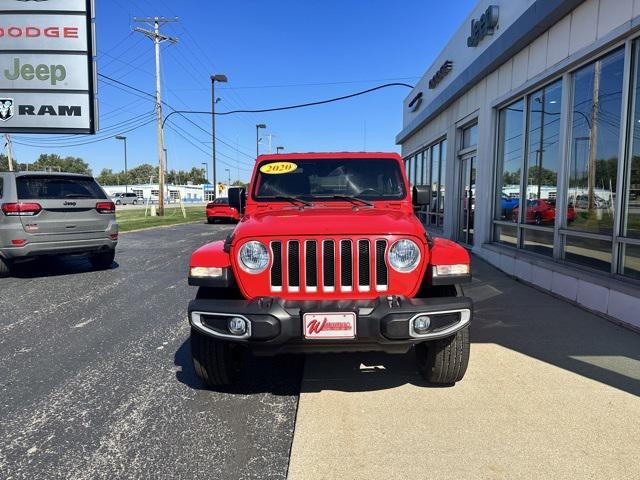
[0,0,96,134]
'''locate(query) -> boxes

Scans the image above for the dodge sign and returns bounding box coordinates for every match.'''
[0,0,96,133]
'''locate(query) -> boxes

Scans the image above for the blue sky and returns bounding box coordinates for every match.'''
[11,0,476,183]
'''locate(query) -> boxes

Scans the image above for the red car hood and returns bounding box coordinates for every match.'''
[233,206,424,240]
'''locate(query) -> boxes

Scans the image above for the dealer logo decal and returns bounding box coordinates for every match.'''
[307,318,352,334]
[0,98,14,121]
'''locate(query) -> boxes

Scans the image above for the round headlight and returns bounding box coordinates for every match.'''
[388,239,420,272]
[238,241,269,273]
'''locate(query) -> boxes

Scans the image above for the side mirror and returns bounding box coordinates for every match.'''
[228,187,246,215]
[412,185,431,207]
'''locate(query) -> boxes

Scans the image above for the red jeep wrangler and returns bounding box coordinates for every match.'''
[188,153,472,386]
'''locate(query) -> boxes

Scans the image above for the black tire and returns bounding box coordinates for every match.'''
[133,200,138,205]
[535,213,543,225]
[116,200,121,205]
[89,250,115,270]
[190,327,244,387]
[415,325,470,385]
[0,257,11,278]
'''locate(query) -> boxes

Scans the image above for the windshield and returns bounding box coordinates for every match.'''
[17,175,107,200]
[252,158,406,202]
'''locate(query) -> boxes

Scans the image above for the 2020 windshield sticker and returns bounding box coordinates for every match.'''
[259,162,298,174]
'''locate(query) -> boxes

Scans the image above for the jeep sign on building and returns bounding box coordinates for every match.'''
[0,0,96,133]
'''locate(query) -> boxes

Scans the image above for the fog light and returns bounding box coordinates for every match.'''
[413,315,431,334]
[227,317,247,335]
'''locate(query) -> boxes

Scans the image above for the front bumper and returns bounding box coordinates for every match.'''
[188,295,472,355]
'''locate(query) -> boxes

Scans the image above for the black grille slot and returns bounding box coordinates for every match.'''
[271,241,282,288]
[288,241,300,287]
[376,240,388,287]
[358,240,370,287]
[323,240,335,287]
[340,240,353,288]
[306,241,318,288]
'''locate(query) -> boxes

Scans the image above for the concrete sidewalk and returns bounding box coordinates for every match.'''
[288,256,640,480]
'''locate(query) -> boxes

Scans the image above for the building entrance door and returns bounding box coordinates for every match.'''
[458,154,476,245]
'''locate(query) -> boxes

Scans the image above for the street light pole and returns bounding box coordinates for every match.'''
[256,123,266,159]
[211,74,228,198]
[225,167,231,188]
[115,135,128,194]
[276,146,284,154]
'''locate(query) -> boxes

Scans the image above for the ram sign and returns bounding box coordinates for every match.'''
[0,0,96,133]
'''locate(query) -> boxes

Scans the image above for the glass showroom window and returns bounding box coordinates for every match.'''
[494,98,524,246]
[406,140,446,229]
[462,124,478,149]
[521,80,563,256]
[564,48,624,271]
[621,40,640,280]
[493,82,563,257]
[429,142,441,226]
[438,140,447,227]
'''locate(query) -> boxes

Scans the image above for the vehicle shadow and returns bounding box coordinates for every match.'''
[174,338,304,396]
[8,256,120,279]
[467,256,640,398]
[174,255,640,396]
[298,350,444,393]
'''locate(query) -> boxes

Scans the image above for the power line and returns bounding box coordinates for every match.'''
[99,73,255,161]
[12,119,156,148]
[165,124,251,172]
[215,82,414,115]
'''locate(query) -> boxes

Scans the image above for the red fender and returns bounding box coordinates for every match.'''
[429,237,470,266]
[189,240,231,268]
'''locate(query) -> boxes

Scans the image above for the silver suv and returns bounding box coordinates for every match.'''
[112,192,140,205]
[0,172,118,277]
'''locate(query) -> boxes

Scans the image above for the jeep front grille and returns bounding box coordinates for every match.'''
[269,238,388,294]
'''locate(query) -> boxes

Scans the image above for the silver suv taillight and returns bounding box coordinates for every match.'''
[1,202,42,216]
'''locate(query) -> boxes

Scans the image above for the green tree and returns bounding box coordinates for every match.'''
[31,154,92,175]
[0,153,29,172]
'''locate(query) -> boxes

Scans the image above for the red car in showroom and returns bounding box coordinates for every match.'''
[206,197,241,224]
[188,153,473,387]
[512,198,576,225]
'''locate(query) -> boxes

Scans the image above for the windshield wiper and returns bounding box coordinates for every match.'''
[273,195,312,207]
[331,195,373,207]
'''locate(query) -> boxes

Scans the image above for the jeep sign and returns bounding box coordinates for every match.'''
[0,53,88,89]
[0,0,96,133]
[467,5,499,48]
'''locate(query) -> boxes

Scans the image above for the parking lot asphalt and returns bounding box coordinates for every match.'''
[2,222,640,480]
[0,223,303,480]
[288,257,640,480]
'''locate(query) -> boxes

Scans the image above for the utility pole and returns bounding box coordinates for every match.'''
[267,133,274,153]
[588,59,601,215]
[4,134,14,172]
[115,135,128,193]
[133,17,178,216]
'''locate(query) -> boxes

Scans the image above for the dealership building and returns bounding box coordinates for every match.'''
[398,0,640,329]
